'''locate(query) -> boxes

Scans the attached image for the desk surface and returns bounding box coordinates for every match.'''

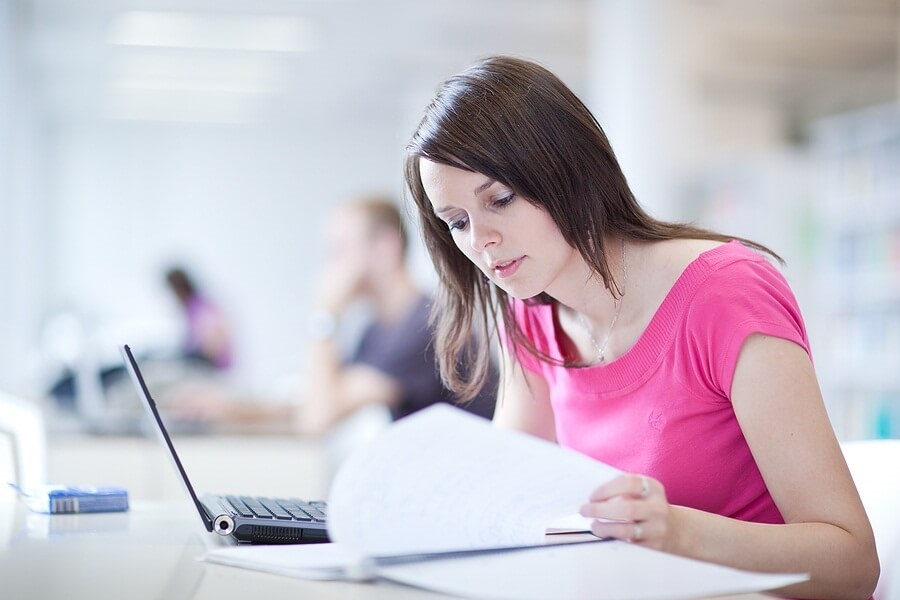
[0,499,449,600]
[0,498,775,600]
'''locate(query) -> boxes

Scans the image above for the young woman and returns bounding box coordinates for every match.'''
[404,56,879,599]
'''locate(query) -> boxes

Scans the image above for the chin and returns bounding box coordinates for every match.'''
[493,280,544,300]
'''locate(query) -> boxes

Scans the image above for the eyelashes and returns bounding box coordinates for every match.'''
[448,216,469,231]
[444,193,516,232]
[492,193,514,208]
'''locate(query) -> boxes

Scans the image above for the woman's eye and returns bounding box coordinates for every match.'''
[492,193,515,208]
[448,217,468,231]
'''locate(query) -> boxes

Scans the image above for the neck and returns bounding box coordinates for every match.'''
[552,237,628,323]
[556,237,630,364]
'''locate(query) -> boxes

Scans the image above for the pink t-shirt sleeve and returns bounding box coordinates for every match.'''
[686,254,810,400]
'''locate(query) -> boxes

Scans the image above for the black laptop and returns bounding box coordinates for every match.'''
[120,344,329,544]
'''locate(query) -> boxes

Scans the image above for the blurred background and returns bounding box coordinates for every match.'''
[1,0,898,440]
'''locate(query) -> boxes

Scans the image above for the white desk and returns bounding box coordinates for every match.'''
[0,499,450,600]
[0,498,776,600]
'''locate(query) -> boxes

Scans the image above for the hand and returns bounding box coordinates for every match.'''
[314,262,366,314]
[579,473,675,551]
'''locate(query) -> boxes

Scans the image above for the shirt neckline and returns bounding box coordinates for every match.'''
[545,240,744,392]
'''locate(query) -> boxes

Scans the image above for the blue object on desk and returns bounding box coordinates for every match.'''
[9,483,129,514]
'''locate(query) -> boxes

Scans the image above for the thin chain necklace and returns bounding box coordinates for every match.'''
[578,239,627,364]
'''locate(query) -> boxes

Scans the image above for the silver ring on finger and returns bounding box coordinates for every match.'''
[631,522,643,542]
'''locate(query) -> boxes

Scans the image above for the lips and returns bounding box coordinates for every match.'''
[490,257,524,279]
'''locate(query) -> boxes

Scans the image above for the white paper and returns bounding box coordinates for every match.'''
[205,540,809,599]
[327,404,622,556]
[378,540,808,600]
[205,543,372,581]
[545,513,594,534]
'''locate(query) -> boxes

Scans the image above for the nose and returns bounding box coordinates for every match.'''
[468,219,500,252]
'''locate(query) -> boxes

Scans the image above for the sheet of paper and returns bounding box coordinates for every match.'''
[204,543,373,581]
[545,513,594,534]
[378,540,809,600]
[327,404,622,556]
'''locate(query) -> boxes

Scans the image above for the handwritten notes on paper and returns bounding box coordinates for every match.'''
[327,404,621,556]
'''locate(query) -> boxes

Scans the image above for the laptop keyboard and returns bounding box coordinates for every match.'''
[226,495,327,522]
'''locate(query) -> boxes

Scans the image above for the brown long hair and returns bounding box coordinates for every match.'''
[404,56,779,400]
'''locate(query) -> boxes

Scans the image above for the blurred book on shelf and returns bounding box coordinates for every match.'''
[809,103,900,440]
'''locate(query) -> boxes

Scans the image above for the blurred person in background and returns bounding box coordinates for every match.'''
[46,266,234,421]
[165,266,234,371]
[298,196,495,431]
[169,197,495,435]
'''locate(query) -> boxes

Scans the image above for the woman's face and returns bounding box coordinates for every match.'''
[418,159,579,300]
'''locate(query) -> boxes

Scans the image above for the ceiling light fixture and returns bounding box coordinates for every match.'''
[107,11,316,53]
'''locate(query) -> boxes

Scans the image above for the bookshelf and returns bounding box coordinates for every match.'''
[808,103,900,440]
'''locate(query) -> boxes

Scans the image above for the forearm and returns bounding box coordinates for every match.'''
[223,402,293,423]
[670,506,878,599]
[297,338,346,433]
[296,338,400,435]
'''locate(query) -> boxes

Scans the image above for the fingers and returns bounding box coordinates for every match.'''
[632,522,643,543]
[589,518,660,543]
[588,474,654,502]
[580,494,653,523]
[580,474,668,547]
[639,475,650,499]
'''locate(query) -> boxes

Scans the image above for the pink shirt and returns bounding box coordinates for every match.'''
[509,241,810,524]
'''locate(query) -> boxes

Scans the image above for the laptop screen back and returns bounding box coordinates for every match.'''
[120,344,213,532]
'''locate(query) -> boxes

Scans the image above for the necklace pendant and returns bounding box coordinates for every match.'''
[576,238,627,366]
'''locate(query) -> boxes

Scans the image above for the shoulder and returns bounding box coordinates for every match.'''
[676,241,809,392]
[643,238,787,300]
[688,241,796,314]
[647,238,781,284]
[648,239,805,345]
[648,240,802,338]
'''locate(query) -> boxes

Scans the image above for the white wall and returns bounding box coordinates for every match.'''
[0,0,12,387]
[0,0,49,398]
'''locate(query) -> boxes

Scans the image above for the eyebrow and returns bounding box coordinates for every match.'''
[473,179,496,195]
[433,178,497,215]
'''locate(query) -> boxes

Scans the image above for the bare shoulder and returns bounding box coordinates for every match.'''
[640,238,725,281]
